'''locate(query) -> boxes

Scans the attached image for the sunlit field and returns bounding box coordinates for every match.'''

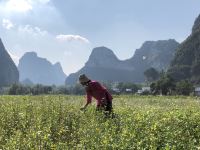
[0,95,200,149]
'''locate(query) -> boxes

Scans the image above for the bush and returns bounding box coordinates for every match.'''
[176,80,194,96]
[150,74,175,95]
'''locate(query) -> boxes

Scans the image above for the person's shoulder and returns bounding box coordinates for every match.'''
[88,80,100,87]
[89,80,98,85]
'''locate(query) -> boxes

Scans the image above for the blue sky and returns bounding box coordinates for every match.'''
[0,0,199,75]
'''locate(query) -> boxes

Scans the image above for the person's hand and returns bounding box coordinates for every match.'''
[80,107,86,111]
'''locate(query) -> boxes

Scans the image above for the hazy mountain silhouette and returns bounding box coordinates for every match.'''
[0,38,19,87]
[21,78,33,86]
[18,52,66,85]
[66,40,179,85]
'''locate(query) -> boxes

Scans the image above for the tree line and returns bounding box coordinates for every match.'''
[0,82,140,95]
[0,67,197,96]
[144,67,195,96]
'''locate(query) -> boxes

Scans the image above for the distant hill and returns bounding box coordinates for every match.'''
[0,38,19,87]
[66,40,179,85]
[168,14,200,84]
[18,52,66,85]
[65,47,136,85]
[20,78,33,86]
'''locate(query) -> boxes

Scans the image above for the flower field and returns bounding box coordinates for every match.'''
[0,95,200,149]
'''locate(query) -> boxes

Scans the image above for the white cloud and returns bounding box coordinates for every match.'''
[1,0,50,13]
[6,0,32,12]
[35,0,50,4]
[56,34,90,44]
[18,25,48,36]
[64,51,72,56]
[2,19,14,29]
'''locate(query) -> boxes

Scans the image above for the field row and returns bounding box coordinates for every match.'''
[0,95,200,149]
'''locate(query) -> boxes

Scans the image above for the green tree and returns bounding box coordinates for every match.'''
[176,80,194,95]
[8,83,18,95]
[168,65,191,81]
[144,67,160,82]
[150,74,175,95]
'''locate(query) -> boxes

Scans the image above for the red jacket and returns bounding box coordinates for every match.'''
[85,80,112,106]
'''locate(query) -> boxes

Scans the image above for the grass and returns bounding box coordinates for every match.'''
[0,95,200,149]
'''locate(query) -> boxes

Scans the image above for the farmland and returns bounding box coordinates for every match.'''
[0,95,200,149]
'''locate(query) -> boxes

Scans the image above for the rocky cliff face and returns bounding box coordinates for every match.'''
[192,14,200,33]
[85,47,119,68]
[66,40,179,85]
[85,47,131,70]
[18,52,66,85]
[169,14,200,84]
[128,39,179,72]
[0,38,19,87]
[65,47,136,85]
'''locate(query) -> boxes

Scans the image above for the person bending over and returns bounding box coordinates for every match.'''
[79,74,113,114]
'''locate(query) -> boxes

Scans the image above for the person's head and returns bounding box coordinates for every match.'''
[79,74,91,86]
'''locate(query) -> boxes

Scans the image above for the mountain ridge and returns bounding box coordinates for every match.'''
[66,39,179,85]
[169,14,200,84]
[0,38,19,87]
[18,52,66,85]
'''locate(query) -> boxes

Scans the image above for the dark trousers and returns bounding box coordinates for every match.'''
[104,100,112,112]
[96,100,113,114]
[96,92,113,116]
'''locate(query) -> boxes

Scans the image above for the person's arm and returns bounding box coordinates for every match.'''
[80,90,92,110]
[80,101,90,110]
